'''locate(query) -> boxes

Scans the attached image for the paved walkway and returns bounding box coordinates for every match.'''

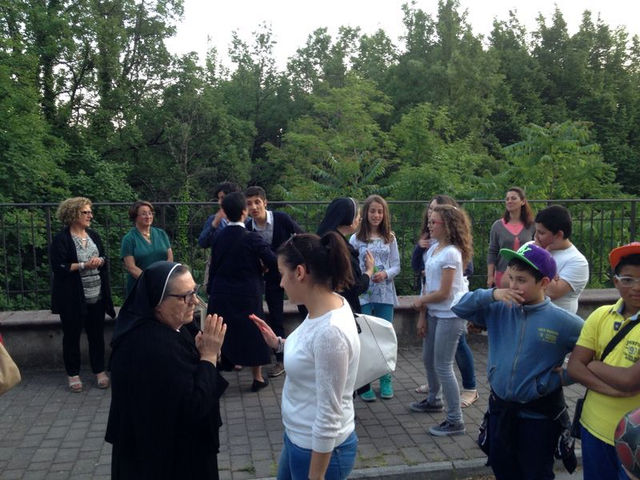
[0,335,585,479]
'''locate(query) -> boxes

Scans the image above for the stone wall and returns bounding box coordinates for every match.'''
[0,289,619,369]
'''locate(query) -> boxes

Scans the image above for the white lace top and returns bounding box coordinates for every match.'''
[281,296,360,452]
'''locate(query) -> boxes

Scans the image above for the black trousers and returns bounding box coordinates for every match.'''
[59,300,105,376]
[488,410,561,480]
[265,281,285,362]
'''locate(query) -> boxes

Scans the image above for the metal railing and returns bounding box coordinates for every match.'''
[1,199,637,310]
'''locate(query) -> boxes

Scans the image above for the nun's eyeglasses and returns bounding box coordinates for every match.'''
[167,285,201,304]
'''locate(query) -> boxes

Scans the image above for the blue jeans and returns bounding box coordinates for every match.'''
[581,425,631,480]
[361,303,394,323]
[277,431,358,480]
[456,333,476,390]
[423,315,466,424]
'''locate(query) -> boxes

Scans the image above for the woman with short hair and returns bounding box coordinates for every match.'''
[49,197,115,392]
[121,200,173,296]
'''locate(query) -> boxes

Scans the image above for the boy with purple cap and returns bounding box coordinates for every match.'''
[568,242,640,480]
[452,243,583,480]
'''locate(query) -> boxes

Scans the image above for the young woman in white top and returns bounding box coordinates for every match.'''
[251,232,360,480]
[349,194,400,401]
[410,204,473,437]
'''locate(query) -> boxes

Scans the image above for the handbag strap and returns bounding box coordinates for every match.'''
[600,318,640,362]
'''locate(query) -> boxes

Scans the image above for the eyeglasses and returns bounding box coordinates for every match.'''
[614,275,640,287]
[138,212,154,217]
[428,220,443,225]
[167,285,201,303]
[80,210,93,216]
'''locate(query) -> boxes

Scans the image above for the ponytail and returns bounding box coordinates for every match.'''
[278,232,354,291]
[320,231,354,291]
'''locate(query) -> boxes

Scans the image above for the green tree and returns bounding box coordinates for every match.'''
[503,121,619,199]
[266,75,394,199]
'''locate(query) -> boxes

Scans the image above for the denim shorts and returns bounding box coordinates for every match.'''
[277,430,358,480]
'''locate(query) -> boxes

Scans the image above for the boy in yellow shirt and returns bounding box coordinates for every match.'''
[568,242,640,480]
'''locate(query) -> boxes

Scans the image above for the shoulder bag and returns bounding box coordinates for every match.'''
[0,341,21,395]
[354,313,398,390]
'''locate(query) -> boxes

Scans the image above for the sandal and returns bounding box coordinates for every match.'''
[96,372,110,389]
[415,384,429,394]
[460,389,479,408]
[68,375,83,393]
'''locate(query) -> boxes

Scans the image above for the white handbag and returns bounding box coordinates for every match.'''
[354,313,398,390]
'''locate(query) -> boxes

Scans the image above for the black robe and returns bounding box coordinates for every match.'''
[207,225,276,366]
[106,261,228,480]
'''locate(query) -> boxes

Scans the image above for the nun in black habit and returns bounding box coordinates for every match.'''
[317,197,374,314]
[106,261,228,480]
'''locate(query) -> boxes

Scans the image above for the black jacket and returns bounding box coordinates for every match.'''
[49,227,115,318]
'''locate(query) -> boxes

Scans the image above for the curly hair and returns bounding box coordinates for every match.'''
[432,204,473,266]
[356,194,393,244]
[56,197,92,226]
[419,194,459,239]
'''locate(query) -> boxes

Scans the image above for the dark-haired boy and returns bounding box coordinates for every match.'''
[245,186,303,377]
[198,182,242,293]
[452,243,583,480]
[567,242,640,480]
[198,181,241,249]
[534,205,589,314]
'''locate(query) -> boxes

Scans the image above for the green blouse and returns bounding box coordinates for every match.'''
[120,226,171,295]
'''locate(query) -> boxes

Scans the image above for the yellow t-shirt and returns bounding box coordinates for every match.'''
[576,299,640,445]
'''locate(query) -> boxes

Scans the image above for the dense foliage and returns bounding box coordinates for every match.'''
[1,0,639,204]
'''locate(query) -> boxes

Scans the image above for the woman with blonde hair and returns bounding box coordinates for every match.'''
[411,195,478,407]
[410,205,473,437]
[49,197,115,392]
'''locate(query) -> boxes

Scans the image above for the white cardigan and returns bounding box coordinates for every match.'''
[281,296,360,452]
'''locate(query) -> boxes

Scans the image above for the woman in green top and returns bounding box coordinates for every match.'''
[121,201,173,296]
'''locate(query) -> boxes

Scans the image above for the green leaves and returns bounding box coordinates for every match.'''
[504,121,619,199]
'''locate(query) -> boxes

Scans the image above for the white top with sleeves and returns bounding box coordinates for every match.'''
[281,296,360,453]
[349,234,401,306]
[422,242,469,318]
[550,244,589,314]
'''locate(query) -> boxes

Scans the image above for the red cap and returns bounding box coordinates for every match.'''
[609,242,640,269]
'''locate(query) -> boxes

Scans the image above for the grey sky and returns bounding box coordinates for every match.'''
[166,0,640,69]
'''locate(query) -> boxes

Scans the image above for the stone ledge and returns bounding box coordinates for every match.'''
[1,289,617,329]
[0,289,619,369]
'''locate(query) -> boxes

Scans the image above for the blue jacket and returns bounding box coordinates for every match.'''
[452,289,583,403]
[198,215,229,248]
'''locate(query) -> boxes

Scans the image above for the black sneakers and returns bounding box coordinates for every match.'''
[409,398,444,413]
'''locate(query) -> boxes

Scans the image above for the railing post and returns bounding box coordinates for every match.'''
[631,200,637,242]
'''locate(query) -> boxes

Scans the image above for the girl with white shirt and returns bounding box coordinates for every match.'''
[349,194,400,401]
[410,205,473,437]
[251,231,360,480]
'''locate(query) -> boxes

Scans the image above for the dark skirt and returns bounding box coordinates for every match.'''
[208,292,270,366]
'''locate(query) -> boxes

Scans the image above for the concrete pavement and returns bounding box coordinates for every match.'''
[0,334,586,479]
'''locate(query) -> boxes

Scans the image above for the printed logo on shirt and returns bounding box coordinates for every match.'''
[624,340,640,363]
[614,321,622,331]
[537,327,559,344]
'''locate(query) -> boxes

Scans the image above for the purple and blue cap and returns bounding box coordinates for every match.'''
[500,243,557,280]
